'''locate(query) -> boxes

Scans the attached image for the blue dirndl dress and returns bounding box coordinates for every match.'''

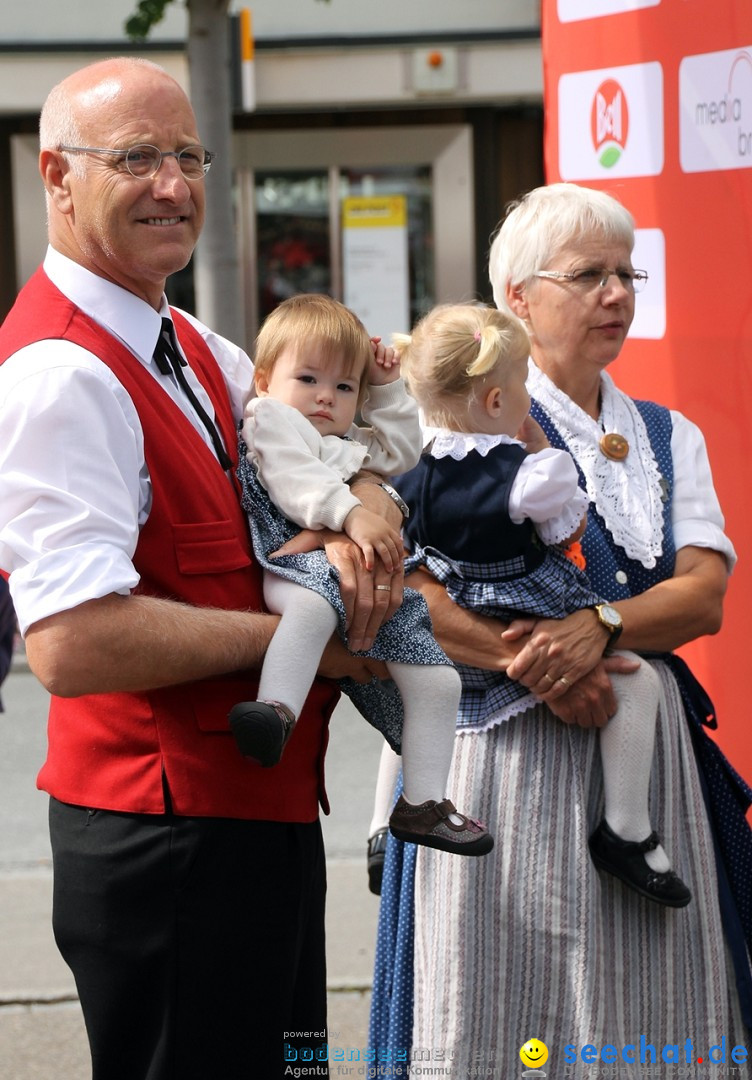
[369,400,752,1072]
[236,435,450,754]
[397,438,602,732]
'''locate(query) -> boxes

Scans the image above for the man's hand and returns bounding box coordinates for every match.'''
[272,527,403,652]
[318,634,389,683]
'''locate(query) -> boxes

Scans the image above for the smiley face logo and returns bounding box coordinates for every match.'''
[520,1038,549,1069]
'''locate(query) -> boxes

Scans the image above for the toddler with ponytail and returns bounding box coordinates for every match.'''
[368,302,690,908]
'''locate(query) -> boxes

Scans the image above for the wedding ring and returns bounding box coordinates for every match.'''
[542,673,555,683]
[558,676,571,687]
[375,584,391,592]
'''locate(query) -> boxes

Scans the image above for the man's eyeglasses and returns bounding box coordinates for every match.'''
[58,143,214,181]
[533,267,649,294]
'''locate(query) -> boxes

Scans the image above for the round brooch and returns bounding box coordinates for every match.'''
[599,432,629,460]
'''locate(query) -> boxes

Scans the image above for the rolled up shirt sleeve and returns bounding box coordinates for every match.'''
[0,343,145,634]
[670,410,737,572]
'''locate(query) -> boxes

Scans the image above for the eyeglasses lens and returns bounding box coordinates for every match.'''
[125,145,209,180]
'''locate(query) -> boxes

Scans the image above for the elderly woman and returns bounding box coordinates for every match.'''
[370,183,750,1075]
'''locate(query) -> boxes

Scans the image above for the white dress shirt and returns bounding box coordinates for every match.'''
[0,247,254,634]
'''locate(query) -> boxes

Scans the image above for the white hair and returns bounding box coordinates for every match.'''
[489,182,635,314]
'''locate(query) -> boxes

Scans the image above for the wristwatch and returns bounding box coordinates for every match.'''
[592,603,623,649]
[379,482,410,519]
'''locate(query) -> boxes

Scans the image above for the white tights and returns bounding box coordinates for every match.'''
[367,647,671,871]
[261,573,461,809]
[602,652,669,872]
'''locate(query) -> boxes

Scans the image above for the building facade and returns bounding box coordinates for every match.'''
[0,0,544,344]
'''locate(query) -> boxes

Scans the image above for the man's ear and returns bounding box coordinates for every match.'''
[40,149,74,214]
[506,280,529,321]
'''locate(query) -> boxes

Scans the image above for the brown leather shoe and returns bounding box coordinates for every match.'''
[389,795,494,856]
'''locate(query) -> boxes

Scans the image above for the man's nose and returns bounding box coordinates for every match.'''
[149,156,191,200]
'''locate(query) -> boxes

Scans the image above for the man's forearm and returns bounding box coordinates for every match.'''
[25,592,279,698]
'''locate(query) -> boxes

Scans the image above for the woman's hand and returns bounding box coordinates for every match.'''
[543,654,640,728]
[406,569,639,727]
[503,608,610,697]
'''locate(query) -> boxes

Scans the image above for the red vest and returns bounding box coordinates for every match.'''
[0,268,337,819]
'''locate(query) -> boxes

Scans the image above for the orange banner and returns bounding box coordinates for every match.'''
[541,0,752,778]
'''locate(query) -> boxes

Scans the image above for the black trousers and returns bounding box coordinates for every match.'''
[49,798,329,1080]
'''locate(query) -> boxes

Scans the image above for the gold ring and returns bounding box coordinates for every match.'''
[558,676,571,687]
[375,584,391,592]
[542,673,555,683]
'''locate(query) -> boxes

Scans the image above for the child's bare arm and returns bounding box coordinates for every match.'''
[343,505,404,572]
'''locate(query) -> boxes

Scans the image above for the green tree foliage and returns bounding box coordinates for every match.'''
[125,0,174,41]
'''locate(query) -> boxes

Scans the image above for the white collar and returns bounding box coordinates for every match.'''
[526,361,664,567]
[44,246,166,366]
[422,426,525,460]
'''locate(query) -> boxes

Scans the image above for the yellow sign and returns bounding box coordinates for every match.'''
[342,195,407,229]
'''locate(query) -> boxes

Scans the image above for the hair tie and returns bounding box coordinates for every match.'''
[473,330,482,342]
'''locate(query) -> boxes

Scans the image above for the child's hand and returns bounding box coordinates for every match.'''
[368,337,401,386]
[343,505,404,572]
[516,415,550,454]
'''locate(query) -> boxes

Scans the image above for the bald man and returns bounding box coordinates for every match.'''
[0,58,399,1080]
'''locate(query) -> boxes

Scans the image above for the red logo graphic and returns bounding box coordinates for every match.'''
[591,78,629,168]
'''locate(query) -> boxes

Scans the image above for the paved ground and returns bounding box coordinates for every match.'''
[0,654,386,1078]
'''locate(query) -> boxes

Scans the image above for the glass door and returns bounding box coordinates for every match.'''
[255,170,331,324]
[235,125,473,345]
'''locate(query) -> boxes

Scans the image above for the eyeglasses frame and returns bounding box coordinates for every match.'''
[533,267,649,293]
[57,143,214,180]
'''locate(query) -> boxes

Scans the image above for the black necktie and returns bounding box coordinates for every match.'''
[153,317,232,470]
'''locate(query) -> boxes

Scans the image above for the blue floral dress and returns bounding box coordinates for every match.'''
[236,435,450,753]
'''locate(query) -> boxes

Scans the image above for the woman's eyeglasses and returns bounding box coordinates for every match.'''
[534,267,648,293]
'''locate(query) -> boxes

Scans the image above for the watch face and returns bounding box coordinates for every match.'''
[599,604,622,629]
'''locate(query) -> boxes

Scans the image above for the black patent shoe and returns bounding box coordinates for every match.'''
[588,819,692,908]
[367,827,388,896]
[228,700,295,767]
